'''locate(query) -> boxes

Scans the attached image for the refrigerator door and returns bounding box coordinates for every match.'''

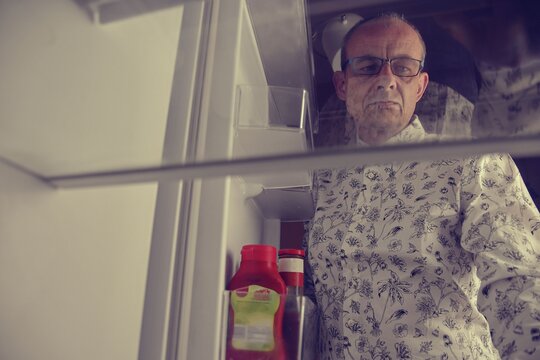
[176,0,315,359]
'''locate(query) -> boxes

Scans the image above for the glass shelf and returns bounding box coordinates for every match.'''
[41,134,540,188]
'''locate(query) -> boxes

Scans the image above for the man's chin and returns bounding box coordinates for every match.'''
[373,108,400,117]
[359,114,400,127]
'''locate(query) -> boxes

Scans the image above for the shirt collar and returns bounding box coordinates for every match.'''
[356,115,426,146]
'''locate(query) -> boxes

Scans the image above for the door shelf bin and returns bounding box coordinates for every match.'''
[234,85,313,190]
[221,291,319,360]
[234,85,315,221]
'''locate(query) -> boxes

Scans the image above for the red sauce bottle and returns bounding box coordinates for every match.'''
[226,244,286,360]
[278,249,305,296]
[278,249,305,360]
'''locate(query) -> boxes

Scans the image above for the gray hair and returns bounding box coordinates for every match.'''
[340,13,427,71]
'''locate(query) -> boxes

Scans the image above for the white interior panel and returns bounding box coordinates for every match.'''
[0,161,156,360]
[0,1,185,359]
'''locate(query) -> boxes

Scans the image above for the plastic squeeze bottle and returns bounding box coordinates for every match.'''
[226,244,286,360]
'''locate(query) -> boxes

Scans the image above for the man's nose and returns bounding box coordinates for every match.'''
[375,63,397,90]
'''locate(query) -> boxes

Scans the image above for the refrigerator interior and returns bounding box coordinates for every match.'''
[0,0,539,360]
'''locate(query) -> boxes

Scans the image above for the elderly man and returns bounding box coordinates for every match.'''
[306,13,540,359]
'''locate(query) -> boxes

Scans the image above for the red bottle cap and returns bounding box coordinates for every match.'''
[278,249,305,258]
[241,244,277,263]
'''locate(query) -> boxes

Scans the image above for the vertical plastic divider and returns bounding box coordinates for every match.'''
[219,291,230,360]
[137,2,207,360]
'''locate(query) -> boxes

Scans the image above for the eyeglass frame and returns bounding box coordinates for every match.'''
[341,56,425,77]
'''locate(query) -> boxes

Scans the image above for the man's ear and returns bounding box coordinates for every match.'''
[415,72,429,102]
[333,71,347,101]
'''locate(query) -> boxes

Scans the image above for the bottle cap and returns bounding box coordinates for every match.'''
[241,244,277,263]
[278,249,305,257]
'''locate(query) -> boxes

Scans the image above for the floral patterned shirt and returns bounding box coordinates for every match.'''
[306,118,540,359]
[472,59,540,138]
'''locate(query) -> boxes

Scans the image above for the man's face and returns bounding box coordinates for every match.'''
[333,19,429,145]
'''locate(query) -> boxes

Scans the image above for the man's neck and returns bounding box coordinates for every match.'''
[356,121,410,145]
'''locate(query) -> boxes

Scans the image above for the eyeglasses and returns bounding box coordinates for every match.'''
[342,56,424,77]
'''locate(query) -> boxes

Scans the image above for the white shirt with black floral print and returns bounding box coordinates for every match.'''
[306,117,540,359]
[472,59,540,138]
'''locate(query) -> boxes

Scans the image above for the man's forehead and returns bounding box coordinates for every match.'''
[357,17,412,35]
[347,19,423,55]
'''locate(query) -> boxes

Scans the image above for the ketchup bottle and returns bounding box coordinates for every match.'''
[226,245,286,360]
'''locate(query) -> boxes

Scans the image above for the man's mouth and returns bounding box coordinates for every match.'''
[370,100,398,105]
[367,101,400,109]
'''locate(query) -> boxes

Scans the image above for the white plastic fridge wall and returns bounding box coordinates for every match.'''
[0,1,184,360]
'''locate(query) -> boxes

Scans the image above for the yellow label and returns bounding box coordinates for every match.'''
[230,285,280,351]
